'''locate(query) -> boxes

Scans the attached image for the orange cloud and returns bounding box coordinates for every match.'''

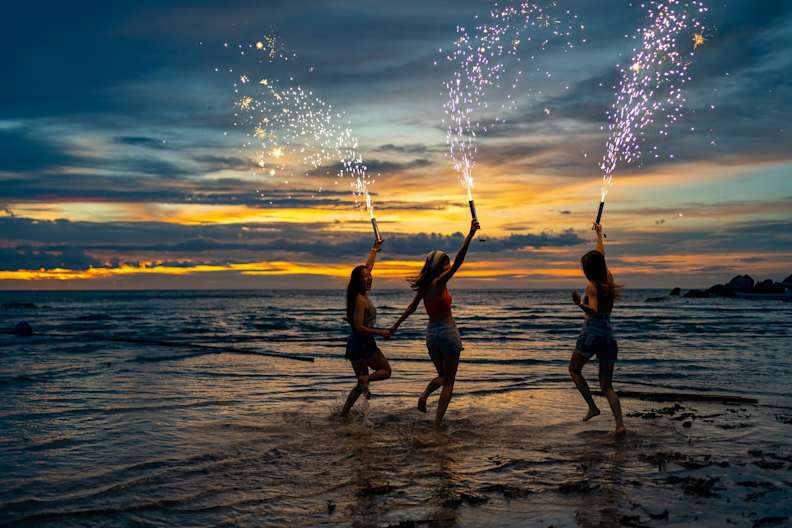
[0,258,583,282]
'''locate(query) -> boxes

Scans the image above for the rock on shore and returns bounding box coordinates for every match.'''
[673,274,791,299]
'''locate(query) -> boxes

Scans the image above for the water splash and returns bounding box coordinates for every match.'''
[599,0,708,202]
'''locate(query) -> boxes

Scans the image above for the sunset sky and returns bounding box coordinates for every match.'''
[1,0,791,290]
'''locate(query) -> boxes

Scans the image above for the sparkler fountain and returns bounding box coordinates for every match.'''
[226,37,383,241]
[444,2,582,222]
[596,0,707,225]
[465,170,478,222]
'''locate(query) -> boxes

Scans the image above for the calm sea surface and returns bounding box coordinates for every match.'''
[1,289,791,527]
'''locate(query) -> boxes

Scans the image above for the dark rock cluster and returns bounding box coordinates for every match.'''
[673,274,792,299]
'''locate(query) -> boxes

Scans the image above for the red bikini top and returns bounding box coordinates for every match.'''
[424,288,452,317]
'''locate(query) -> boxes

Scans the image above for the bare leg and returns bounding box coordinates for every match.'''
[363,350,391,399]
[599,358,625,437]
[435,352,460,427]
[569,352,600,421]
[419,353,445,413]
[341,360,369,416]
[419,377,443,413]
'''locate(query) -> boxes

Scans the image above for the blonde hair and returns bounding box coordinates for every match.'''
[409,250,449,291]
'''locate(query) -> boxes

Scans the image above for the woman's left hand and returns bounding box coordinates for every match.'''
[372,239,383,252]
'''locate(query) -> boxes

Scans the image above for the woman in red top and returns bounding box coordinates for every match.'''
[391,219,480,426]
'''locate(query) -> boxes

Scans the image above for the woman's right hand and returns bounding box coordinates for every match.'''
[571,291,582,306]
[381,328,392,339]
[372,239,383,252]
[469,218,481,236]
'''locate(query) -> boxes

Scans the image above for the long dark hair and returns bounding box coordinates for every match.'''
[409,250,449,291]
[346,265,367,323]
[581,250,621,313]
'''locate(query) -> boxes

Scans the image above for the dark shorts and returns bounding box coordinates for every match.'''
[345,333,378,362]
[575,333,618,363]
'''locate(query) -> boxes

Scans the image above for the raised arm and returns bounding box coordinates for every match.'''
[352,295,390,337]
[593,222,605,255]
[390,290,423,334]
[437,219,480,285]
[365,239,383,271]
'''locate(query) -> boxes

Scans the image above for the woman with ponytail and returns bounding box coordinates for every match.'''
[391,219,480,427]
[341,239,392,416]
[569,222,625,437]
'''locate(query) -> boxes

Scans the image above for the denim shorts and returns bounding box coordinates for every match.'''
[426,321,463,361]
[575,333,618,363]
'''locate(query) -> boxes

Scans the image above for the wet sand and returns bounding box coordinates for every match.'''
[270,391,792,527]
[2,289,790,527]
[3,383,791,528]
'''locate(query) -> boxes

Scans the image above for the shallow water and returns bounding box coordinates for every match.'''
[1,289,791,527]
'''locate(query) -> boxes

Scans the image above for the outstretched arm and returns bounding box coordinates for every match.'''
[593,222,605,255]
[391,291,423,334]
[365,239,384,271]
[352,295,390,337]
[437,219,480,285]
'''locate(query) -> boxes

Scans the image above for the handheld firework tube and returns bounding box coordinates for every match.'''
[466,178,478,221]
[371,217,383,243]
[365,193,382,243]
[595,200,605,225]
[593,200,607,239]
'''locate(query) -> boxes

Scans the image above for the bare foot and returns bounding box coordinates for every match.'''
[614,425,626,438]
[583,407,601,422]
[359,375,371,399]
[417,395,428,413]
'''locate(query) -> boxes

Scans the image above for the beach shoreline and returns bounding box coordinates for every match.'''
[1,289,790,527]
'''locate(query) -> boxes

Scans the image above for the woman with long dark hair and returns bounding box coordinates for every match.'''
[341,239,392,416]
[569,222,625,437]
[391,219,480,427]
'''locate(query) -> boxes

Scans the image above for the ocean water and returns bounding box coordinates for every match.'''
[1,289,791,527]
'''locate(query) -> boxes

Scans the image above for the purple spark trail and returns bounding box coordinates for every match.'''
[599,0,708,203]
[443,1,582,207]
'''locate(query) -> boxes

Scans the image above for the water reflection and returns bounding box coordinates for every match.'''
[573,438,629,528]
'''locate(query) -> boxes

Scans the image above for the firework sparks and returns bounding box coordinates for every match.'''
[598,0,708,213]
[443,1,582,217]
[253,35,281,60]
[223,36,381,238]
[535,14,559,27]
[693,32,705,49]
[238,95,254,110]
